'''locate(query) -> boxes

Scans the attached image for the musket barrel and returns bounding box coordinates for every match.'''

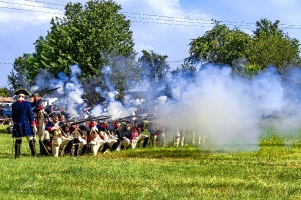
[68,115,111,125]
[32,87,61,96]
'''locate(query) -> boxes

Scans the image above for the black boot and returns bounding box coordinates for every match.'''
[29,140,36,157]
[80,144,88,156]
[74,144,79,156]
[111,139,120,151]
[100,142,110,153]
[64,140,74,156]
[143,137,149,148]
[39,141,44,156]
[43,140,51,156]
[15,140,22,159]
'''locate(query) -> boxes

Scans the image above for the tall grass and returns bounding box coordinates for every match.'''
[0,124,301,199]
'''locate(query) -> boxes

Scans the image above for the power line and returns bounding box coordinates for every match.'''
[2,1,301,29]
[0,6,61,15]
[0,0,63,10]
[23,0,65,7]
[130,21,210,27]
[1,2,301,33]
[17,0,301,28]
[0,6,267,29]
[121,11,257,28]
[0,6,211,27]
[127,16,214,25]
[0,1,252,27]
[0,62,13,65]
[0,6,214,27]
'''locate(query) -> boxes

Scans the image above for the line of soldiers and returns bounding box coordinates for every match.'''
[11,88,207,158]
[36,112,151,157]
[30,95,152,157]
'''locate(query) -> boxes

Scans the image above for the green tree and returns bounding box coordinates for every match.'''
[139,50,170,83]
[253,18,282,37]
[13,0,135,85]
[246,18,300,74]
[188,21,251,66]
[8,53,37,91]
[171,59,196,78]
[0,87,9,97]
[36,0,134,77]
[138,50,170,98]
[234,63,262,80]
[188,19,300,78]
[81,51,140,103]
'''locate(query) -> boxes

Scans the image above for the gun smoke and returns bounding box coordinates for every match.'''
[30,63,301,151]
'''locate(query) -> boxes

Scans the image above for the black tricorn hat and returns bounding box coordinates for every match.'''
[13,89,31,96]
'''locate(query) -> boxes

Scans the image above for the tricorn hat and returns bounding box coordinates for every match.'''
[13,88,31,96]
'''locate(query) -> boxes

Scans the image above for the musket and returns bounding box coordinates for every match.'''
[104,118,131,123]
[65,114,111,123]
[102,115,137,124]
[0,118,12,121]
[117,115,136,121]
[31,87,61,97]
[68,115,111,126]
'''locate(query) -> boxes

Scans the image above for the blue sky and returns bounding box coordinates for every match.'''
[1,0,301,88]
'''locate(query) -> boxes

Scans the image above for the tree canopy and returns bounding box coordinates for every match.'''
[139,50,170,83]
[0,87,9,97]
[10,0,136,92]
[188,19,301,77]
[188,21,251,66]
[36,0,134,77]
[246,19,300,75]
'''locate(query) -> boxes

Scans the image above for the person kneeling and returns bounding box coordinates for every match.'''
[89,127,109,155]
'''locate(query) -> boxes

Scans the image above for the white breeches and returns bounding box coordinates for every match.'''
[52,136,72,157]
[131,134,148,148]
[117,138,130,150]
[90,140,106,155]
[38,122,49,141]
[15,136,34,141]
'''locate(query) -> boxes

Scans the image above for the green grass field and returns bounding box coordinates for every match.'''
[0,124,301,199]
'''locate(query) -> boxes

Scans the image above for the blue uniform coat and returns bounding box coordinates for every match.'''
[12,100,35,138]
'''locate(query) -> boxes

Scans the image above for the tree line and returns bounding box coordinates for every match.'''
[2,0,300,101]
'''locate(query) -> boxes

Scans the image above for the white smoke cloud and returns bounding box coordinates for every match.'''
[90,104,104,117]
[64,65,85,116]
[31,61,301,152]
[32,64,85,118]
[149,65,301,151]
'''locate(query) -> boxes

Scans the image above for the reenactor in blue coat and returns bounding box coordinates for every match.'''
[12,89,37,158]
